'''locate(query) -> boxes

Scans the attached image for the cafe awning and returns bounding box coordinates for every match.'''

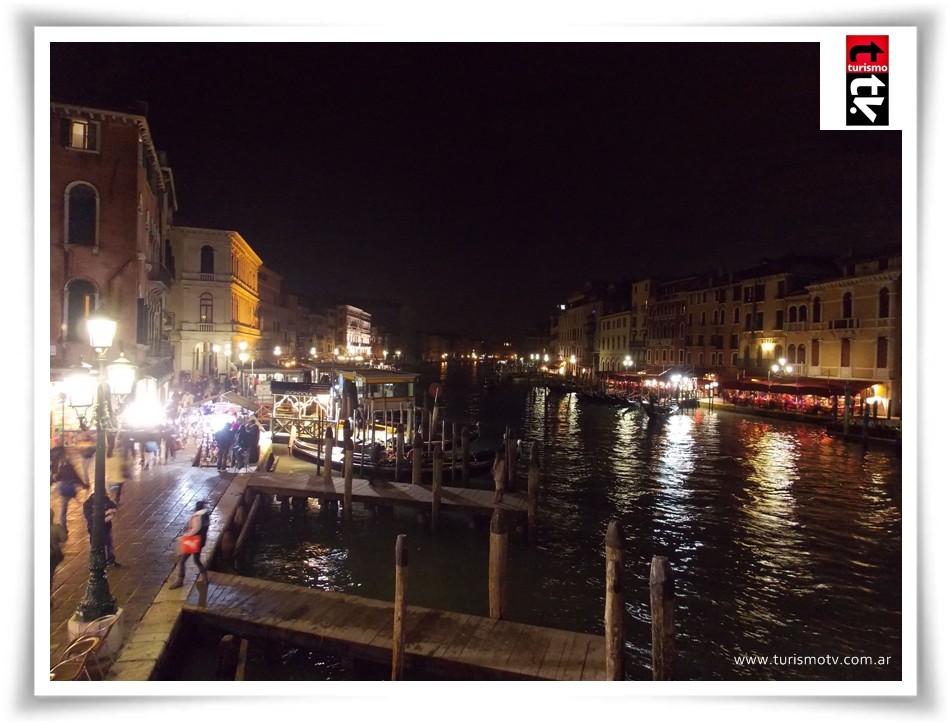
[720,378,880,397]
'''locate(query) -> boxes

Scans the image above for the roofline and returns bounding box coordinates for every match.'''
[51,101,167,196]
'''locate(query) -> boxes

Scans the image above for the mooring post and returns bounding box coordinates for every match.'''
[527,441,541,542]
[506,427,518,490]
[451,422,458,482]
[431,442,443,534]
[650,555,675,680]
[392,534,408,681]
[862,403,870,449]
[216,634,240,681]
[323,425,335,485]
[412,433,423,485]
[461,425,471,484]
[488,509,509,620]
[605,521,625,680]
[344,437,354,520]
[316,436,323,477]
[395,423,405,482]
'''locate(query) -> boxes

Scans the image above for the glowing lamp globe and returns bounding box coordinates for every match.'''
[86,312,117,351]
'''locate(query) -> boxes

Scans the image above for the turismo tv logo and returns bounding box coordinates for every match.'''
[846,35,889,126]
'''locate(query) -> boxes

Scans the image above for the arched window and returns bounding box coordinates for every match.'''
[812,297,822,323]
[789,306,798,323]
[200,245,215,274]
[65,182,98,246]
[799,305,807,322]
[797,344,806,364]
[733,307,740,324]
[743,346,751,366]
[775,345,784,361]
[199,293,213,323]
[756,345,763,366]
[842,292,853,319]
[64,279,97,342]
[879,288,890,318]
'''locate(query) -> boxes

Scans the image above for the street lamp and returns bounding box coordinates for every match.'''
[770,357,794,378]
[67,311,136,623]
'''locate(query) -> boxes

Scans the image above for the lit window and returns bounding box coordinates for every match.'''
[60,117,99,151]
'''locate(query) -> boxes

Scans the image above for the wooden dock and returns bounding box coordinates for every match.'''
[184,572,606,680]
[242,470,529,519]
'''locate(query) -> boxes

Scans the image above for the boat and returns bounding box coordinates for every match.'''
[644,398,678,420]
[289,435,495,481]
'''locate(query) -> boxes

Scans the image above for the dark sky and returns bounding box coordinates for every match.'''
[49,42,901,340]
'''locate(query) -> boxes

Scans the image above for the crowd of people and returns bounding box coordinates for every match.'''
[50,373,274,603]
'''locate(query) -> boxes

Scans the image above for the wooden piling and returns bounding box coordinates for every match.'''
[279,495,289,514]
[431,443,443,534]
[488,509,509,620]
[604,521,625,681]
[506,430,518,490]
[395,423,405,482]
[650,555,675,680]
[392,534,408,681]
[324,426,335,484]
[461,426,471,484]
[451,422,458,482]
[412,437,423,485]
[234,493,263,560]
[527,441,541,541]
[344,437,354,520]
[216,634,240,680]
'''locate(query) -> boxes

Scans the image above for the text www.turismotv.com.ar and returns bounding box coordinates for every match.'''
[734,654,894,667]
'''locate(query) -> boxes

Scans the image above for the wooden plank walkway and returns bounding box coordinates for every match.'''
[242,470,529,519]
[184,573,605,680]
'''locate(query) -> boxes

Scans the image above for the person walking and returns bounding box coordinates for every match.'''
[169,500,211,589]
[492,445,507,504]
[163,421,180,464]
[83,491,120,567]
[50,509,67,595]
[143,436,160,469]
[53,455,88,533]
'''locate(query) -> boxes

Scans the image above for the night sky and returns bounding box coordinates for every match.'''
[49,42,902,340]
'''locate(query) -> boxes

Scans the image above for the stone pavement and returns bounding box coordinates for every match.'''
[48,440,238,671]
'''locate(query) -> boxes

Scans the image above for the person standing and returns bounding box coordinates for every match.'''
[83,491,120,567]
[214,421,235,472]
[169,500,211,589]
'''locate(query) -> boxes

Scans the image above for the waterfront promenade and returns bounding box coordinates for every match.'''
[48,440,235,672]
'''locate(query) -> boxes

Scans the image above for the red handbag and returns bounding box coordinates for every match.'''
[179,535,201,554]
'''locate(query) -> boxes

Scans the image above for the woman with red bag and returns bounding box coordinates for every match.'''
[169,500,211,589]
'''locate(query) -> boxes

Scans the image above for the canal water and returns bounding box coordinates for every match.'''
[227,363,901,681]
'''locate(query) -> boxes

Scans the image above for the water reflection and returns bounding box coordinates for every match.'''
[241,369,901,681]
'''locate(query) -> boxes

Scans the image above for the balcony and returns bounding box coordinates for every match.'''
[147,263,174,288]
[828,318,859,330]
[859,317,897,330]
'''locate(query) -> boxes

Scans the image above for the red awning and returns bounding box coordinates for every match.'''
[720,378,880,396]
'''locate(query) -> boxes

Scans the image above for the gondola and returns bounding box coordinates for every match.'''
[290,435,495,481]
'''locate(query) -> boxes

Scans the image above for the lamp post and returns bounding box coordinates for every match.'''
[68,312,136,623]
[239,351,249,397]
